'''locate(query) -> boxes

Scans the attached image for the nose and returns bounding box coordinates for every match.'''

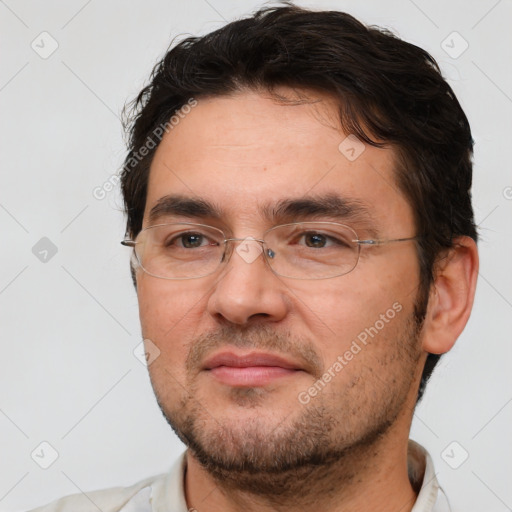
[206,238,289,325]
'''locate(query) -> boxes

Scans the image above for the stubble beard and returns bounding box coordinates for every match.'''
[151,312,424,500]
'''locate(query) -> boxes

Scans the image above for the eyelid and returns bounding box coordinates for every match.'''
[283,217,380,238]
[150,217,231,235]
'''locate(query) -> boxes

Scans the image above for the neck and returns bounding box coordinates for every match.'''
[184,430,418,512]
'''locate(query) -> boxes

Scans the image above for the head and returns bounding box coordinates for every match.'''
[120,4,478,489]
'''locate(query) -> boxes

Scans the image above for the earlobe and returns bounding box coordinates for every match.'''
[421,237,479,355]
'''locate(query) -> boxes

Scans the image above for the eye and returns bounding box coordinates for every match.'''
[298,231,349,249]
[167,232,216,249]
[180,233,206,248]
[304,233,328,248]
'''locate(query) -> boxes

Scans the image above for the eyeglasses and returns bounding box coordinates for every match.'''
[121,221,418,280]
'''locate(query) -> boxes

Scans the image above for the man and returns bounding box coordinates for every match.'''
[31,4,478,511]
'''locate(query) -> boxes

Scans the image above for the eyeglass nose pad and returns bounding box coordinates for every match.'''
[220,239,240,264]
[220,244,230,263]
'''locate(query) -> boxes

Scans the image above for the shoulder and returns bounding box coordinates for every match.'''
[27,473,166,512]
[27,452,189,512]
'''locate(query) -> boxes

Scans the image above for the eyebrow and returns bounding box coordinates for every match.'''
[148,195,222,225]
[147,193,378,233]
[262,194,375,227]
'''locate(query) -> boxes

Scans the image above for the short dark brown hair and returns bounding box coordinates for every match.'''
[120,4,477,403]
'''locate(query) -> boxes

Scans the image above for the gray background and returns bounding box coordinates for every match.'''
[1,0,511,510]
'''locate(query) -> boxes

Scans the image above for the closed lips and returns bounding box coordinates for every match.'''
[202,351,303,370]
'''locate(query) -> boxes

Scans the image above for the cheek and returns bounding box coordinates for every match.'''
[138,275,203,335]
[288,253,419,354]
[137,280,198,397]
[137,276,207,377]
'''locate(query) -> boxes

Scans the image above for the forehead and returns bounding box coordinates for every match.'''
[144,90,414,234]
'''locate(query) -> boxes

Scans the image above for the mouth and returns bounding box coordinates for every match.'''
[202,351,305,387]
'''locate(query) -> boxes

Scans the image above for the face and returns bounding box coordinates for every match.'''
[136,89,425,488]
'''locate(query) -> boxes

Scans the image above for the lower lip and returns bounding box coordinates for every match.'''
[208,366,299,386]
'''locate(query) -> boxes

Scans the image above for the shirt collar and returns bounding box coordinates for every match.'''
[127,439,449,511]
[409,439,451,511]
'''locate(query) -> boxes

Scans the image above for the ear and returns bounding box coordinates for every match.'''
[421,236,479,354]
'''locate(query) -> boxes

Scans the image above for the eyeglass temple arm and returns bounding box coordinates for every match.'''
[355,236,419,246]
[121,240,136,247]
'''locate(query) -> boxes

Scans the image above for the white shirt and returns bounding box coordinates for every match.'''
[29,440,451,512]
